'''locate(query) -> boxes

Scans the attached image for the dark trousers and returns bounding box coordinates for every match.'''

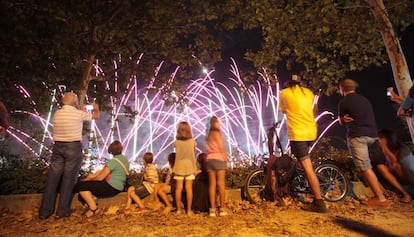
[39,141,83,218]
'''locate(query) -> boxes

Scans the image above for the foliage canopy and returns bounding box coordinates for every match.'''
[0,0,413,109]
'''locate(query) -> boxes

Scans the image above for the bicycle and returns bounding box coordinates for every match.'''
[244,122,349,204]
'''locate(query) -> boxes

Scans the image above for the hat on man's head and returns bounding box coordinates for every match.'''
[291,74,300,81]
[285,74,301,87]
[339,79,358,92]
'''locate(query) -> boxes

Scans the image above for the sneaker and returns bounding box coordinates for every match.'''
[362,198,391,208]
[187,210,194,216]
[54,214,70,220]
[209,208,216,217]
[301,199,328,213]
[219,208,228,217]
[176,210,183,215]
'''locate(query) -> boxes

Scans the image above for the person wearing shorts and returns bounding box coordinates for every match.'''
[279,74,327,213]
[205,116,228,217]
[338,78,390,207]
[173,121,197,216]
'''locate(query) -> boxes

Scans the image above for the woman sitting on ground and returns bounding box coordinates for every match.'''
[74,140,130,218]
[376,129,414,203]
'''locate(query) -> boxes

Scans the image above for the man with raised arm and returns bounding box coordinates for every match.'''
[279,75,327,213]
[39,92,100,220]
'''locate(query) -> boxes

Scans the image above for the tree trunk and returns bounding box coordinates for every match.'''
[79,53,95,106]
[79,25,99,106]
[365,0,414,143]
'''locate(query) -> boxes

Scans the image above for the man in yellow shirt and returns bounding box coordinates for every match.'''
[279,75,327,213]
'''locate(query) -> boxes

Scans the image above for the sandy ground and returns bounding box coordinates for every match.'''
[0,191,413,237]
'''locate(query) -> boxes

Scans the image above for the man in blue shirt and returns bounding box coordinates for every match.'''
[338,79,390,208]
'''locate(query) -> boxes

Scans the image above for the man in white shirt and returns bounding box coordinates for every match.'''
[39,92,100,220]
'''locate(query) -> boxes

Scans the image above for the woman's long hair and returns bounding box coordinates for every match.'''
[176,121,193,140]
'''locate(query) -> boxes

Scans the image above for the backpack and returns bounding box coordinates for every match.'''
[263,155,295,204]
[273,154,295,187]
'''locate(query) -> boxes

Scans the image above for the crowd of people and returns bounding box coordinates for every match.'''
[1,75,412,220]
[34,91,228,219]
[32,79,414,219]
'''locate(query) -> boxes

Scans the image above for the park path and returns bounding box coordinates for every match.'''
[1,192,413,237]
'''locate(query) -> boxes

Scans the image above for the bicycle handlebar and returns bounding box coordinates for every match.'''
[271,120,283,130]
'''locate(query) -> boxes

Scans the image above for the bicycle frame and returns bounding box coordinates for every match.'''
[244,116,349,204]
[269,112,339,159]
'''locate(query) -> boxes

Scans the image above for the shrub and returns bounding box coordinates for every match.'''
[0,154,47,194]
[0,137,360,194]
[311,137,358,181]
[225,167,252,189]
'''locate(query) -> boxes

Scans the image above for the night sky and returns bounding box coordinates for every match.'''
[216,25,414,142]
[320,25,414,140]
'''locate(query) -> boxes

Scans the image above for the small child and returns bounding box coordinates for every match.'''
[123,152,159,213]
[173,121,197,216]
[153,152,176,214]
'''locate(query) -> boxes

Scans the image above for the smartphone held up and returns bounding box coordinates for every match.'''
[387,87,393,97]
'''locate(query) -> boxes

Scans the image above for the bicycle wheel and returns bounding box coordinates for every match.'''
[244,168,266,204]
[315,163,349,202]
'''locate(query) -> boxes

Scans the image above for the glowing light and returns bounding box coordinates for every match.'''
[202,67,208,74]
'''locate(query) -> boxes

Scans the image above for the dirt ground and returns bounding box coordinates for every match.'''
[0,190,413,237]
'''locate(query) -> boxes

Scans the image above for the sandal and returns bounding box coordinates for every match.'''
[399,195,412,203]
[137,207,149,214]
[117,207,131,214]
[82,207,100,218]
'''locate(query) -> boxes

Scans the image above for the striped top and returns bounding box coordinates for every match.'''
[144,163,159,184]
[142,163,159,193]
[53,105,93,142]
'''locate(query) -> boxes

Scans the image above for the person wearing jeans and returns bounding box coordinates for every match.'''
[40,141,83,218]
[39,92,100,220]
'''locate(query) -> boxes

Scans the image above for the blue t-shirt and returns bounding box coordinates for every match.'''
[401,96,414,119]
[398,145,414,186]
[106,154,130,191]
[338,93,377,138]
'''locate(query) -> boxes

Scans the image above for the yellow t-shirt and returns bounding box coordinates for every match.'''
[279,86,317,141]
